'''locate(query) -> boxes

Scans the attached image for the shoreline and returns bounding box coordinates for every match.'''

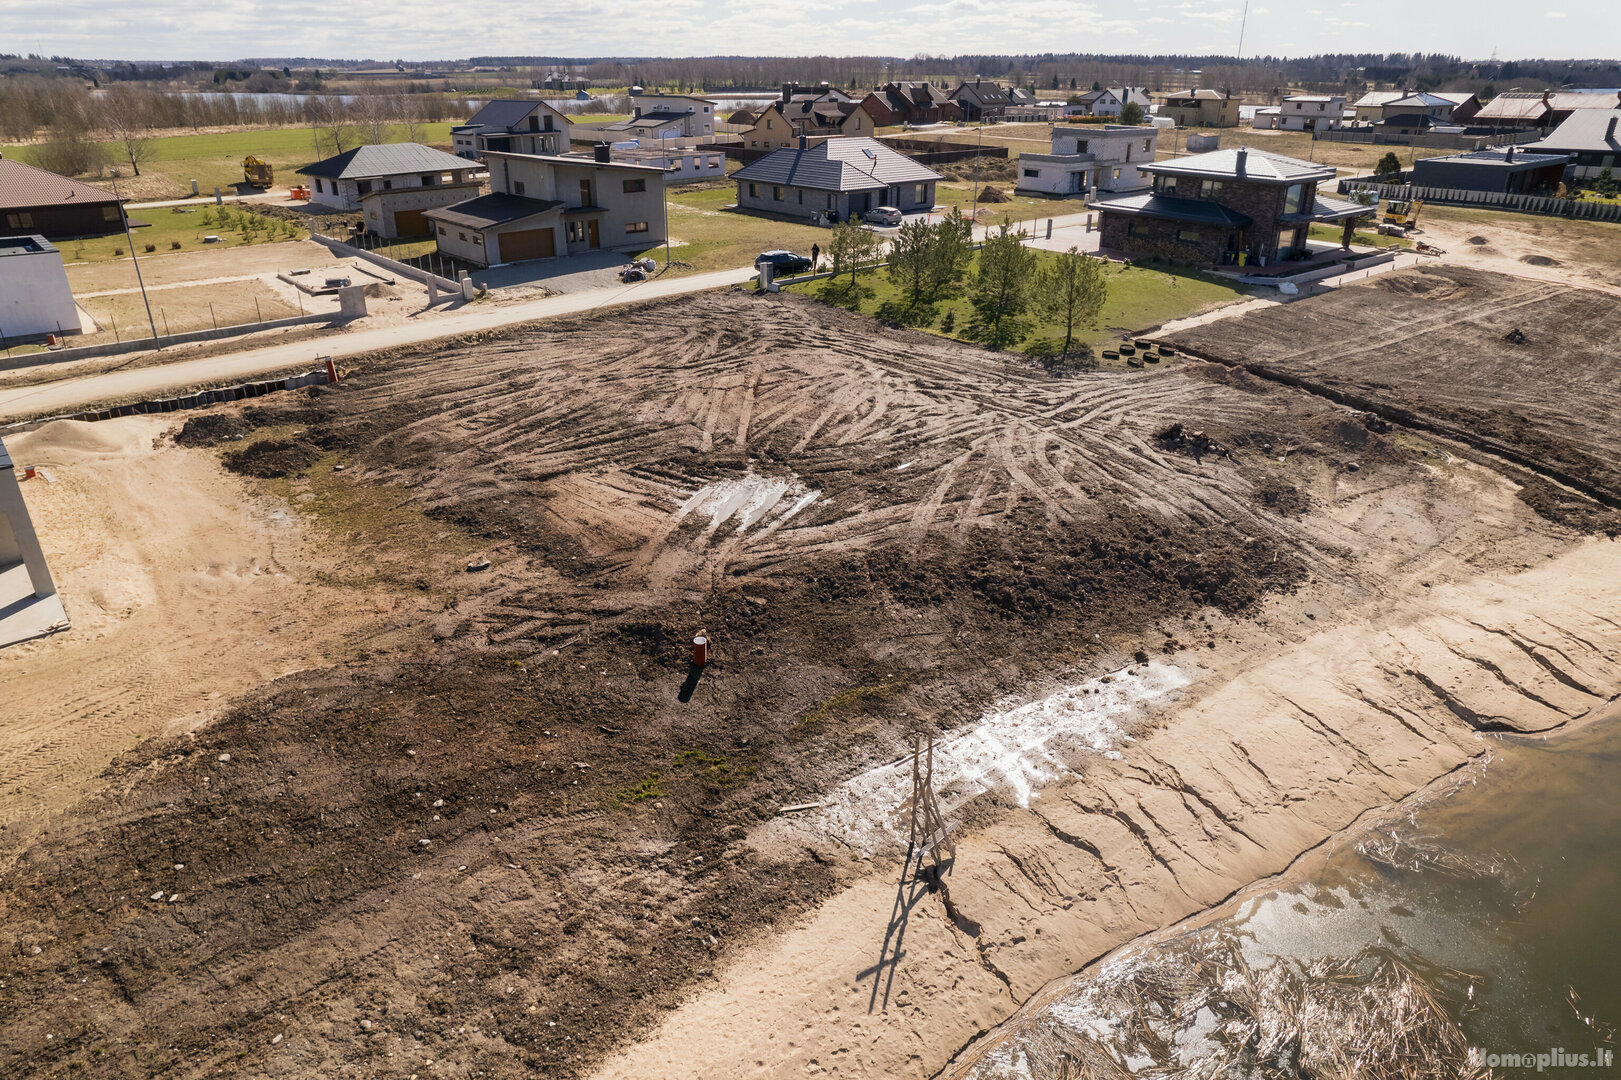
[589,537,1621,1080]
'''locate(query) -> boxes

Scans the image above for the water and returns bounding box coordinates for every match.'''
[957,709,1621,1076]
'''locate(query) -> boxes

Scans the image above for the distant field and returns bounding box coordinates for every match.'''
[3,123,464,200]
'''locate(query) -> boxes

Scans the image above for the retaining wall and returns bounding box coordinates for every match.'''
[308,232,460,293]
[2,312,334,373]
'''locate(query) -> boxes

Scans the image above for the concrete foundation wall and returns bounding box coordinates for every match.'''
[0,240,80,340]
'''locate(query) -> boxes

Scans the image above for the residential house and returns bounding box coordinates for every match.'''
[296,144,486,237]
[452,99,575,159]
[1069,87,1152,118]
[1094,146,1368,266]
[0,234,79,339]
[591,144,727,183]
[425,145,666,266]
[1411,146,1571,193]
[1530,109,1621,180]
[745,97,877,151]
[1276,94,1346,132]
[860,82,962,126]
[0,157,127,240]
[1161,89,1240,128]
[731,136,942,223]
[1251,106,1282,129]
[1351,91,1480,125]
[951,79,1016,121]
[1473,90,1621,132]
[603,93,716,143]
[1014,125,1158,199]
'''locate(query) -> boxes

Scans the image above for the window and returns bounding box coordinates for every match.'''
[567,221,589,243]
[773,186,785,201]
[623,178,646,193]
[422,174,436,186]
[1128,220,1151,237]
[437,225,446,236]
[748,183,759,198]
[1076,139,1089,153]
[1283,182,1307,215]
[458,231,467,241]
[1112,168,1121,180]
[1200,179,1225,200]
[6,212,34,228]
[314,179,324,193]
[1153,173,1176,194]
[579,179,593,206]
[101,206,120,222]
[383,179,393,190]
[626,221,649,233]
[1177,228,1200,243]
[1317,103,1325,111]
[915,183,928,203]
[357,180,372,195]
[472,233,483,244]
[798,190,804,204]
[529,116,540,132]
[513,180,526,195]
[766,119,774,130]
[1143,138,1152,152]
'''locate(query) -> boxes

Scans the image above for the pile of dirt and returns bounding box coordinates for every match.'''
[172,413,251,447]
[1467,235,1489,245]
[977,185,1011,203]
[1519,254,1561,267]
[221,437,321,478]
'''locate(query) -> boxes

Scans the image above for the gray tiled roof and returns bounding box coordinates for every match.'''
[463,99,547,133]
[1533,108,1621,153]
[1145,147,1335,184]
[298,143,476,181]
[1309,194,1375,221]
[423,193,563,229]
[731,137,942,191]
[0,158,122,211]
[1093,193,1252,227]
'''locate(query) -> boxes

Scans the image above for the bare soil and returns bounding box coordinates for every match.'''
[0,290,1428,1080]
[1169,265,1621,530]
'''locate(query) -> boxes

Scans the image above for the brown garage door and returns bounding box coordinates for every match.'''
[393,208,429,236]
[499,228,556,262]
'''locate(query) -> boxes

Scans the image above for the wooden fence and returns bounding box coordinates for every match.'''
[1336,179,1621,222]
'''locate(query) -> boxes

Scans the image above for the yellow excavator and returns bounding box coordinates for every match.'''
[242,155,274,189]
[1381,197,1422,231]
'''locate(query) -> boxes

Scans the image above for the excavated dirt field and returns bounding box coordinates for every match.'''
[1169,265,1621,528]
[0,286,1608,1079]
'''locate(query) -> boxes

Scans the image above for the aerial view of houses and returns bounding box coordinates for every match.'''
[5,32,1621,1080]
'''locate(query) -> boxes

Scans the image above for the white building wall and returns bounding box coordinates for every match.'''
[0,238,80,339]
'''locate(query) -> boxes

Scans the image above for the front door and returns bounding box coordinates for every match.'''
[587,218,600,250]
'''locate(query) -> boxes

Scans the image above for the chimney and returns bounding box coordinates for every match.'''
[798,133,807,150]
[1505,145,1514,161]
[1235,146,1247,177]
[594,142,611,163]
[1609,116,1618,143]
[782,82,797,102]
[1542,90,1550,105]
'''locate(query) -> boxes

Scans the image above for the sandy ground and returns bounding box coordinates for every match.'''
[1419,206,1621,295]
[0,417,433,840]
[2,278,1619,1080]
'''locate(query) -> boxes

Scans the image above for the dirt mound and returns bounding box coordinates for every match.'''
[221,437,321,477]
[977,185,1011,203]
[1519,254,1561,267]
[1467,235,1489,245]
[173,413,252,447]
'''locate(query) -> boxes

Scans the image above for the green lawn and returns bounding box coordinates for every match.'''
[785,251,1250,359]
[935,182,1073,227]
[1307,223,1413,249]
[631,182,825,274]
[4,123,461,200]
[57,203,305,264]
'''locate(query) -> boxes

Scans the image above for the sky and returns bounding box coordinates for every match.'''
[0,0,1610,63]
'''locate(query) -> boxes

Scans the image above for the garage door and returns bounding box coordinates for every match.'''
[500,228,556,262]
[392,208,429,236]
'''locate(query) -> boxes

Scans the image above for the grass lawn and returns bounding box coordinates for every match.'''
[56,203,304,265]
[935,182,1072,226]
[3,123,461,200]
[1307,223,1413,249]
[632,182,825,274]
[785,251,1249,360]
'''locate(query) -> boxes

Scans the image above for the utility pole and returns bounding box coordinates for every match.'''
[109,177,160,349]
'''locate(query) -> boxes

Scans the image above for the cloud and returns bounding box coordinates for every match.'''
[1544,9,1566,14]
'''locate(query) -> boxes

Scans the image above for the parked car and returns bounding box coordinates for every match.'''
[864,206,903,226]
[755,250,813,275]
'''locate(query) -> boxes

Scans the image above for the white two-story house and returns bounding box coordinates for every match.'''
[452,100,576,159]
[1014,124,1159,199]
[295,144,486,238]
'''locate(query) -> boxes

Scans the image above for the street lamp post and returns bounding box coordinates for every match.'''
[109,177,160,349]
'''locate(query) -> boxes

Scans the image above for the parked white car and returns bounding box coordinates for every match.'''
[864,206,903,226]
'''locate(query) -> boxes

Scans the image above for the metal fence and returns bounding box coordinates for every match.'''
[1315,129,1541,150]
[1336,179,1621,222]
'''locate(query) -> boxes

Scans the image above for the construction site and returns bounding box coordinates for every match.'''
[2,265,1620,1078]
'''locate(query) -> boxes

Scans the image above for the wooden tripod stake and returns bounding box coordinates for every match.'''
[906,734,955,874]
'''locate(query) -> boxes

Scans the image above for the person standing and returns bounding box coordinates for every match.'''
[811,242,821,274]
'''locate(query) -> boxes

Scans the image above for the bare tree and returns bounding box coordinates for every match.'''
[102,85,155,176]
[307,96,355,157]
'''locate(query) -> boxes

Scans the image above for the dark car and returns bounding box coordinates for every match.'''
[754,250,813,275]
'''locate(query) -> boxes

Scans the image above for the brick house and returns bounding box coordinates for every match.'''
[745,98,877,151]
[951,80,1016,121]
[860,82,962,126]
[1094,146,1369,266]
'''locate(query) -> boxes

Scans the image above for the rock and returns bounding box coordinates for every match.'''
[467,557,492,573]
[433,799,444,807]
[361,1019,373,1031]
[1346,462,1361,472]
[174,863,184,870]
[150,891,165,901]
[168,893,182,903]
[218,753,231,763]
[272,1033,283,1045]
[419,839,431,847]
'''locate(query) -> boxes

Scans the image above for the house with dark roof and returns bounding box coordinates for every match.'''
[1094,146,1369,266]
[425,145,665,266]
[950,80,1015,121]
[731,136,942,223]
[1474,90,1621,132]
[452,100,575,159]
[0,156,127,241]
[859,82,961,127]
[1352,91,1479,125]
[1161,89,1239,128]
[1068,87,1152,118]
[1530,109,1621,180]
[1411,146,1570,194]
[296,143,486,237]
[744,97,877,151]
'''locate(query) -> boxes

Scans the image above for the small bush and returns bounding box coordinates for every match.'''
[144,244,156,253]
[170,241,182,250]
[940,309,956,333]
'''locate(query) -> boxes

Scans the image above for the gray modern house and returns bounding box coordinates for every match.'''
[1410,146,1571,194]
[731,136,942,223]
[1530,109,1621,181]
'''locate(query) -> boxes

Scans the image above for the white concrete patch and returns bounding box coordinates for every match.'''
[675,473,819,537]
[763,662,1189,856]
